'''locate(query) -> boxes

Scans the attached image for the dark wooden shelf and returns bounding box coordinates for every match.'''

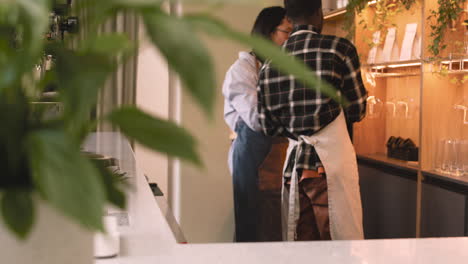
[357,153,419,181]
[363,59,423,69]
[358,153,419,170]
[422,170,468,192]
[323,8,346,21]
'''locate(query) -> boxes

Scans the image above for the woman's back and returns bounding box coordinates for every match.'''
[222,51,260,132]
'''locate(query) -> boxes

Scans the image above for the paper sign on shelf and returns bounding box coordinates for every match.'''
[391,40,400,61]
[382,28,398,62]
[375,45,384,63]
[400,23,418,61]
[412,35,422,59]
[367,31,381,64]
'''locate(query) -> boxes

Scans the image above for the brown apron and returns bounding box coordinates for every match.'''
[256,137,288,241]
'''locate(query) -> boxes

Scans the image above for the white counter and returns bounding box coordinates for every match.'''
[86,132,468,264]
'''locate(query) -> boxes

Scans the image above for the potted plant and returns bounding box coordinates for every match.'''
[0,0,340,263]
[428,0,467,56]
[344,0,417,41]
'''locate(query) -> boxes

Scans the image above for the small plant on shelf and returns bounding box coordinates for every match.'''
[344,0,417,42]
[427,0,467,56]
[436,64,468,85]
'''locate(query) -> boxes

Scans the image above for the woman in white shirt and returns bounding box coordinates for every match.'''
[223,6,292,242]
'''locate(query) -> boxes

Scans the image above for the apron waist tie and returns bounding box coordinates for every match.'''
[283,136,318,241]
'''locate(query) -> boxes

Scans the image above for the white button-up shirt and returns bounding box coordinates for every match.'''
[223,51,261,132]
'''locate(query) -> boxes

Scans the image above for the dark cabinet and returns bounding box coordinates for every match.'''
[358,160,417,239]
[420,174,468,238]
[358,157,468,239]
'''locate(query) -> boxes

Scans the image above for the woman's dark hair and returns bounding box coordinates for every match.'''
[250,6,286,40]
[250,6,286,62]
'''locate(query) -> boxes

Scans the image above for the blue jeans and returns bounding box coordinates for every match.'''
[231,119,272,242]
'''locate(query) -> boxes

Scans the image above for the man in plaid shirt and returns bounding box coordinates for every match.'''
[257,0,367,240]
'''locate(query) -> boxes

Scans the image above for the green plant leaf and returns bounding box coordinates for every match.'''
[427,0,465,56]
[76,3,216,115]
[92,163,127,209]
[0,0,50,91]
[15,0,50,55]
[0,190,35,239]
[27,130,106,231]
[184,14,345,105]
[50,45,115,140]
[0,88,32,189]
[142,9,216,116]
[108,106,201,165]
[71,0,159,35]
[80,33,134,57]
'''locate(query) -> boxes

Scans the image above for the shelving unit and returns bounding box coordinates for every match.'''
[322,7,347,37]
[364,60,423,69]
[351,0,467,175]
[323,0,468,238]
[364,60,422,77]
[323,7,346,21]
[428,56,468,75]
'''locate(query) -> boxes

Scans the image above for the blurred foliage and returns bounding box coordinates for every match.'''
[0,0,338,238]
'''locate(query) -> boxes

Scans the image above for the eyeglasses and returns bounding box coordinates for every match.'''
[276,28,291,34]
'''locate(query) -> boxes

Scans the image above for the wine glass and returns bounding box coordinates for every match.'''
[386,97,397,118]
[454,97,468,125]
[396,97,418,120]
[366,95,383,119]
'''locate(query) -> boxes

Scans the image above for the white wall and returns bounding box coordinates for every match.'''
[135,20,170,195]
[177,1,282,243]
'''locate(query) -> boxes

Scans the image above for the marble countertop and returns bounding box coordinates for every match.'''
[87,133,468,264]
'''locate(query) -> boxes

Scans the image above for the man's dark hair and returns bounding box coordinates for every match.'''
[284,0,322,21]
[250,6,286,39]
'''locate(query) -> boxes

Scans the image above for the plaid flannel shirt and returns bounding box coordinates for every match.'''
[257,25,367,178]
